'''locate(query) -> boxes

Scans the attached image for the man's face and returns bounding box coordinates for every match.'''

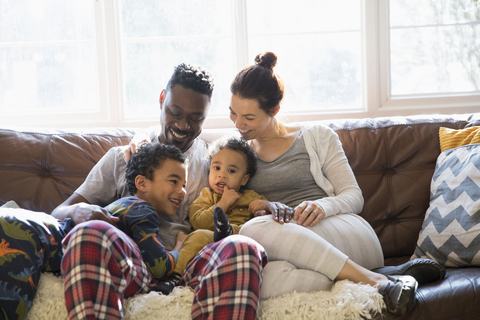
[159,84,211,152]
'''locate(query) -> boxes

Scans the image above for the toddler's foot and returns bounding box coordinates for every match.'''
[150,272,181,295]
[213,206,233,242]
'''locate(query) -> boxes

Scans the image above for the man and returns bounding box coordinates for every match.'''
[52,64,212,251]
[52,64,267,320]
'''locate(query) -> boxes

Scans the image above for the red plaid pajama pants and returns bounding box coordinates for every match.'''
[61,221,151,320]
[61,221,267,320]
[181,234,268,320]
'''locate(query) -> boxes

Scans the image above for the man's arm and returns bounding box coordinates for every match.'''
[51,147,129,224]
[51,191,119,225]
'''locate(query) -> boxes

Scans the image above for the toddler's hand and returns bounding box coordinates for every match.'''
[249,200,269,214]
[172,231,188,252]
[176,231,187,244]
[218,185,240,209]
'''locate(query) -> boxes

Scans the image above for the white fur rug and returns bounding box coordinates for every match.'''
[27,273,384,320]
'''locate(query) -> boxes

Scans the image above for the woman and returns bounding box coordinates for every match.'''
[229,51,437,315]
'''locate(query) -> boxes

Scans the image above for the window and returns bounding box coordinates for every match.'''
[246,1,363,115]
[0,0,104,126]
[0,0,478,129]
[378,0,479,114]
[118,0,363,124]
[389,0,479,95]
[119,0,234,121]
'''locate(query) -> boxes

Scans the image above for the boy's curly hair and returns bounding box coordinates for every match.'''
[125,143,186,195]
[207,136,257,178]
[166,63,214,98]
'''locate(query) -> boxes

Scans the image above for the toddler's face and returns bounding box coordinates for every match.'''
[209,148,250,194]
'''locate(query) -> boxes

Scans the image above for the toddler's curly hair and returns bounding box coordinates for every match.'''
[208,136,257,178]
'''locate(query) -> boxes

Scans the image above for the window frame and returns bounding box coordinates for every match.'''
[1,0,478,130]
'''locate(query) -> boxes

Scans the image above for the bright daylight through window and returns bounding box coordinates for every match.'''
[389,0,479,96]
[0,0,478,128]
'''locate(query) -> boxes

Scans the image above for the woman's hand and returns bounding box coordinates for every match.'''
[254,202,294,224]
[294,201,325,227]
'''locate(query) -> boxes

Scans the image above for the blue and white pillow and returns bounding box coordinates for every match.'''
[412,144,480,267]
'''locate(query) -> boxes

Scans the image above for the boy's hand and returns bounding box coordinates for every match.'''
[217,185,240,211]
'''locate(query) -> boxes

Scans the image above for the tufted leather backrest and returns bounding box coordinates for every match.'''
[0,127,136,214]
[1,113,480,260]
[322,113,480,260]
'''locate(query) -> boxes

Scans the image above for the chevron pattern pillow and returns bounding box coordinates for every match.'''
[412,143,480,267]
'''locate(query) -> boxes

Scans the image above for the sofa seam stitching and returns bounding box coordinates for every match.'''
[34,135,52,211]
[331,119,470,132]
[0,128,133,139]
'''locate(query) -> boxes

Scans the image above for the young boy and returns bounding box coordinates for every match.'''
[0,143,186,319]
[153,136,268,294]
[104,142,188,281]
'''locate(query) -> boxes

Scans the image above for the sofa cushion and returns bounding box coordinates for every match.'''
[412,144,480,267]
[439,126,480,152]
[0,128,136,214]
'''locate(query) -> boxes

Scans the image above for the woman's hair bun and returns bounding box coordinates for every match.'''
[254,52,277,69]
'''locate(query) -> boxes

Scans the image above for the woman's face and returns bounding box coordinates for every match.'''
[229,95,274,140]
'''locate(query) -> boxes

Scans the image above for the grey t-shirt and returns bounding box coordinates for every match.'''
[76,126,210,250]
[245,131,327,208]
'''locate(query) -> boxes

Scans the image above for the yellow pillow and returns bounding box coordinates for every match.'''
[439,126,480,152]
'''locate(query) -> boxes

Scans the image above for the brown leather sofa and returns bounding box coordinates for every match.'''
[1,113,480,319]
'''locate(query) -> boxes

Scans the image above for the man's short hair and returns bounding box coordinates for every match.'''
[125,143,186,195]
[166,63,214,98]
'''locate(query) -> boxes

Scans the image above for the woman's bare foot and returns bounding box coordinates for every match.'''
[335,259,417,315]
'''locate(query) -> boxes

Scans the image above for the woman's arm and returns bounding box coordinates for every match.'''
[313,128,363,216]
[294,125,363,227]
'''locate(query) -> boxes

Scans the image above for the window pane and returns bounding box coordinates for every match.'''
[122,39,233,120]
[119,0,233,120]
[249,33,362,112]
[247,1,360,33]
[389,0,480,95]
[0,0,94,42]
[0,45,98,111]
[390,0,479,27]
[247,0,362,113]
[0,0,98,113]
[121,0,231,38]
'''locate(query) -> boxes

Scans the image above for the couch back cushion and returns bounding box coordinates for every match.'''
[0,127,136,214]
[2,114,480,260]
[321,113,480,260]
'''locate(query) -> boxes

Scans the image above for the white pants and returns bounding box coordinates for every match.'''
[239,214,384,299]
